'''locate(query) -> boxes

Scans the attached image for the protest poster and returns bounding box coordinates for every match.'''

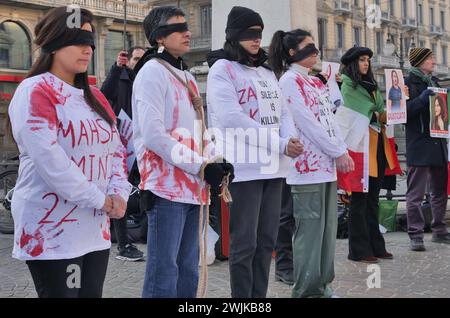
[385,69,407,124]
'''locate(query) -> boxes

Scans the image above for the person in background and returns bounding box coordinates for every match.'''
[101,46,145,116]
[101,47,145,262]
[405,48,450,251]
[334,46,401,263]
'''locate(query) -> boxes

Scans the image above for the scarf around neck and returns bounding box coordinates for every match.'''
[409,67,437,87]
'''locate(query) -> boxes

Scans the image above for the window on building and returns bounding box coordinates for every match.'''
[376,31,383,55]
[430,8,435,26]
[336,23,344,49]
[442,46,447,65]
[390,0,395,16]
[104,30,132,72]
[0,21,31,70]
[354,0,359,8]
[88,50,95,76]
[318,19,327,49]
[353,27,361,46]
[441,11,445,30]
[404,37,411,54]
[402,0,407,17]
[419,40,425,48]
[0,48,8,61]
[200,5,212,37]
[418,4,423,24]
[432,43,437,58]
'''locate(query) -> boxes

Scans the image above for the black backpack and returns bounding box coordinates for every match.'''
[337,202,349,239]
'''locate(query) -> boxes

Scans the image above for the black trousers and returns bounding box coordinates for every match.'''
[26,249,110,298]
[275,182,294,274]
[113,217,129,247]
[229,178,283,298]
[348,133,388,260]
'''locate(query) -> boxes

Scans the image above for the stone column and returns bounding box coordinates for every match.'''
[290,0,318,40]
[96,17,114,85]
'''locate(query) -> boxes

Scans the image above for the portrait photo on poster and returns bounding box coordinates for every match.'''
[385,69,407,125]
[429,87,449,139]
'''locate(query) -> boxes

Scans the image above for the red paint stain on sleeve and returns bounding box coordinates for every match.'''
[170,130,200,154]
[295,76,308,102]
[140,150,169,189]
[114,146,129,177]
[29,77,71,130]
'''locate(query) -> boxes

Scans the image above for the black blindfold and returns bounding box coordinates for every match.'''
[287,44,319,63]
[151,23,189,42]
[42,29,95,53]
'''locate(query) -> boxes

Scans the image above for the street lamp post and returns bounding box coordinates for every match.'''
[399,33,404,71]
[385,33,415,72]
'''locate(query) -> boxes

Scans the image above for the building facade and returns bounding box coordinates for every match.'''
[2,0,450,153]
[318,0,450,87]
[0,0,151,152]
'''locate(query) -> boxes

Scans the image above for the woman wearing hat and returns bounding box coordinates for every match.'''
[206,6,303,298]
[405,48,450,251]
[334,46,401,263]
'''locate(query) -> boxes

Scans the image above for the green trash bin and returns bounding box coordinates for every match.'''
[378,200,398,232]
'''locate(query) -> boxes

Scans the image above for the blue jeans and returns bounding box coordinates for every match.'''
[142,196,200,298]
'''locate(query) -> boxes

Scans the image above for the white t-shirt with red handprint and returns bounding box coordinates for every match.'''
[9,72,131,261]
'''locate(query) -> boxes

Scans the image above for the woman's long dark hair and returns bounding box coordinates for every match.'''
[268,29,312,78]
[27,6,114,125]
[224,41,250,62]
[223,40,267,68]
[342,56,376,89]
[391,70,399,87]
[435,95,448,123]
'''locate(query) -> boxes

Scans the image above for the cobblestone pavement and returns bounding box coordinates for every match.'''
[1,231,450,298]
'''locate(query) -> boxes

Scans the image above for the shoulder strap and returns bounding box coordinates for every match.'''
[155,58,206,153]
[155,58,197,99]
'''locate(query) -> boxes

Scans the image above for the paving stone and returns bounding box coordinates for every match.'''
[2,231,450,298]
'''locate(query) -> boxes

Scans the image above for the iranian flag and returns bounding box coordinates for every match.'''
[334,97,401,193]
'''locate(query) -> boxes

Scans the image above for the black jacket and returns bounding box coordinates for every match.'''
[100,63,135,118]
[405,72,447,167]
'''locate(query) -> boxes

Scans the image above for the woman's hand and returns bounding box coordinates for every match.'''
[102,195,113,213]
[403,85,410,99]
[286,138,304,158]
[320,72,329,81]
[377,111,387,125]
[336,153,355,174]
[107,195,127,219]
